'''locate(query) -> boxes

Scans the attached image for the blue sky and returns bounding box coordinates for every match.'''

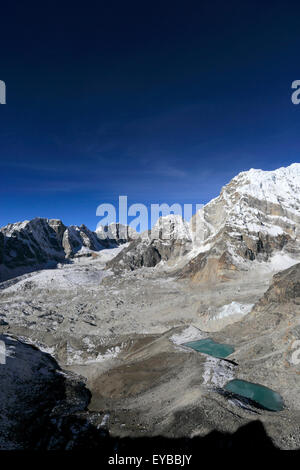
[1,1,300,230]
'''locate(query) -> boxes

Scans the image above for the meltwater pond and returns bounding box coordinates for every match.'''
[183,338,235,358]
[225,379,284,411]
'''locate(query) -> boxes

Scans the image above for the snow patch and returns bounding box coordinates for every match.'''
[214,302,254,321]
[98,413,110,429]
[170,325,205,345]
[66,343,123,365]
[267,253,299,272]
[94,345,122,363]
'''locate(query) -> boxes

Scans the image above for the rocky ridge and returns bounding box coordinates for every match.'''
[0,219,130,282]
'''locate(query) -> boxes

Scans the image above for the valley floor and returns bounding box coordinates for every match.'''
[1,248,300,450]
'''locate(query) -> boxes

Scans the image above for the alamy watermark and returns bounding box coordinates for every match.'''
[0,341,6,365]
[96,196,204,241]
[291,80,300,105]
[0,80,6,104]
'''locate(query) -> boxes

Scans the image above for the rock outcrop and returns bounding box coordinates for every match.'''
[0,334,107,450]
[181,163,300,281]
[0,219,67,281]
[257,262,300,305]
[62,224,109,257]
[107,215,192,273]
[96,222,136,244]
[0,219,131,282]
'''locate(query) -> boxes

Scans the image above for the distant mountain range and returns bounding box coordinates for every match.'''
[1,163,300,282]
[0,220,130,281]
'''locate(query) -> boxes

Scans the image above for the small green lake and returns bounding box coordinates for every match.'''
[225,379,284,411]
[183,338,235,358]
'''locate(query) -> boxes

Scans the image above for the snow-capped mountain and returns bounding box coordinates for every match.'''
[109,163,300,279]
[0,218,127,281]
[62,224,107,257]
[191,163,300,244]
[182,163,300,280]
[1,164,299,282]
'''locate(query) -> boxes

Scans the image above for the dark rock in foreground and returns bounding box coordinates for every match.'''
[0,334,107,450]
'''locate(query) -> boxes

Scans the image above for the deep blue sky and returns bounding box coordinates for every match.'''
[1,0,300,230]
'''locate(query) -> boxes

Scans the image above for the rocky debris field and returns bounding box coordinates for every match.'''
[0,250,273,365]
[0,255,300,449]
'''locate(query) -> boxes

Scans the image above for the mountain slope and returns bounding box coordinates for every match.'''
[182,163,300,280]
[108,164,300,280]
[0,219,129,282]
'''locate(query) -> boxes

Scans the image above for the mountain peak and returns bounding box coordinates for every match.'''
[0,218,127,282]
[108,163,300,280]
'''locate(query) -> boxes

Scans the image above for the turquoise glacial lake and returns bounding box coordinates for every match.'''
[225,379,284,411]
[183,338,235,358]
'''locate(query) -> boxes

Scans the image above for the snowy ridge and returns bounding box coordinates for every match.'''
[179,163,300,278]
[231,163,300,210]
[1,218,65,258]
[191,163,300,244]
[106,164,300,276]
[1,164,300,281]
[161,164,300,274]
[0,218,131,282]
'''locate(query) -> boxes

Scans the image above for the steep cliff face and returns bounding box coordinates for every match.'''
[0,218,128,282]
[62,224,110,257]
[108,164,300,280]
[181,164,300,281]
[96,222,136,244]
[0,219,67,276]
